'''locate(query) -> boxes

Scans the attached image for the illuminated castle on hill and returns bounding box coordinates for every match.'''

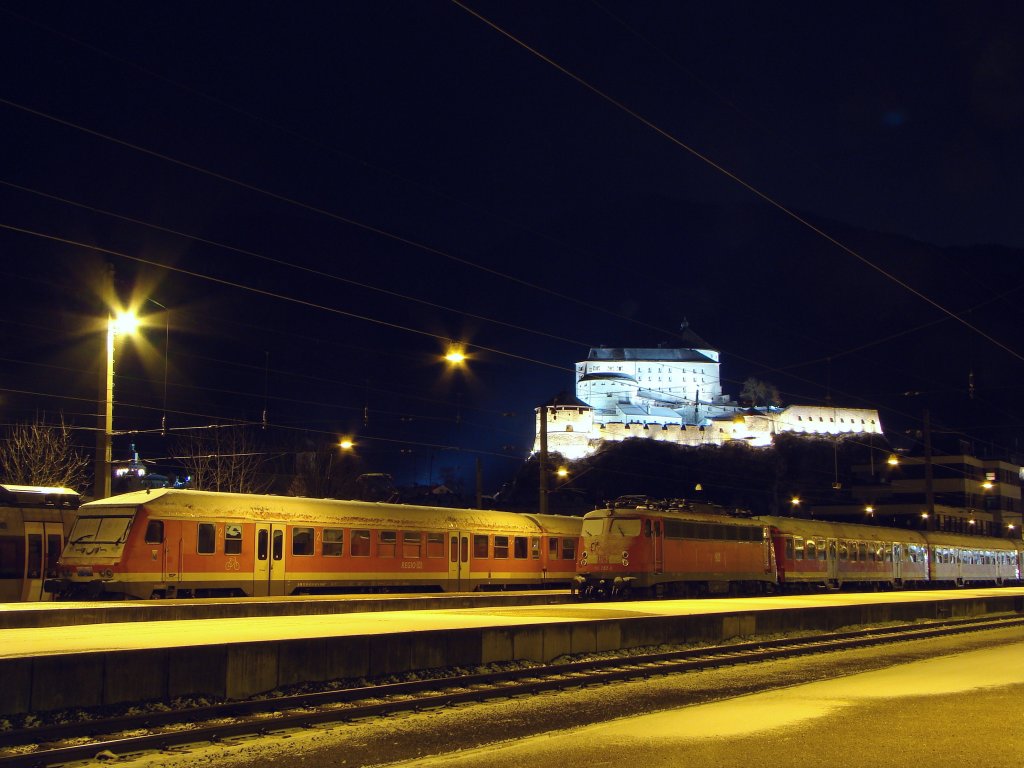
[534,324,882,460]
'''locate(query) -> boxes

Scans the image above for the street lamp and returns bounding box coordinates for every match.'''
[94,310,139,500]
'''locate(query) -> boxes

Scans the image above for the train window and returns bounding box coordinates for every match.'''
[494,536,509,559]
[224,524,243,555]
[804,540,817,560]
[351,530,370,557]
[145,520,164,544]
[197,523,216,554]
[562,538,576,561]
[379,531,397,558]
[581,519,605,537]
[785,538,794,560]
[474,535,489,558]
[838,542,848,561]
[258,529,269,561]
[323,528,344,557]
[292,528,314,556]
[426,532,444,558]
[450,535,458,563]
[0,538,23,578]
[794,537,804,560]
[26,534,42,579]
[531,537,540,559]
[549,538,559,557]
[46,534,61,577]
[403,531,422,558]
[461,536,468,563]
[858,543,867,561]
[610,519,641,537]
[643,520,652,537]
[884,545,892,562]
[513,536,528,558]
[272,529,283,561]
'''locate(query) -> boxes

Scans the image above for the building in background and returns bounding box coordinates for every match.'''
[534,326,883,460]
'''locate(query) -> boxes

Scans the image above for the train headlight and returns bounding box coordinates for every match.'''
[622,551,629,560]
[581,549,588,561]
[621,557,629,567]
[101,569,114,579]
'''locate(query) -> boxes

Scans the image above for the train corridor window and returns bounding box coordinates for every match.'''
[818,541,827,560]
[379,531,397,558]
[225,524,243,555]
[531,537,540,559]
[0,538,23,578]
[549,538,559,558]
[145,520,164,544]
[514,536,528,558]
[804,540,817,560]
[474,534,489,558]
[884,545,893,562]
[292,527,314,556]
[426,532,444,558]
[197,523,216,554]
[838,543,849,561]
[323,528,344,557]
[272,529,283,561]
[494,536,509,559]
[351,530,370,557]
[785,538,794,560]
[794,537,804,560]
[562,538,576,561]
[403,531,422,558]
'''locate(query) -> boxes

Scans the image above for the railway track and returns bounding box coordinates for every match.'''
[2,613,1021,768]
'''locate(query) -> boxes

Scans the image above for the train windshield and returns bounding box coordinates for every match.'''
[608,518,642,537]
[581,519,606,538]
[67,515,134,545]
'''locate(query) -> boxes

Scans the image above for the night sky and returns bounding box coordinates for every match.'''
[2,2,1023,492]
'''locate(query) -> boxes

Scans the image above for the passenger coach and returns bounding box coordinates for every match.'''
[0,484,79,601]
[46,488,582,600]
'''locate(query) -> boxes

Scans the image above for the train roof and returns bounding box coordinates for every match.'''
[755,516,929,544]
[0,484,80,507]
[584,505,765,527]
[80,489,579,535]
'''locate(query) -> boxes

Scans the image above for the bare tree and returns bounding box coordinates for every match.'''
[174,426,271,494]
[740,377,782,408]
[0,414,90,490]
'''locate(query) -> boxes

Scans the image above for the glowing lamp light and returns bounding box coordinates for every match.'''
[886,454,899,466]
[981,481,994,490]
[112,310,140,336]
[556,467,569,478]
[444,346,466,365]
[339,439,354,450]
[790,496,801,506]
[865,505,874,515]
[920,512,929,519]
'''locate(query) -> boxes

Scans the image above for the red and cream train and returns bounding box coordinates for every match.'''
[45,488,581,600]
[41,489,1024,601]
[575,497,1024,597]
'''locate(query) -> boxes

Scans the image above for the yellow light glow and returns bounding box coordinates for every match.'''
[112,310,139,336]
[556,467,569,478]
[444,346,466,365]
[339,439,354,450]
[981,481,994,490]
[921,512,929,519]
[865,505,874,514]
[886,454,899,466]
[790,497,800,506]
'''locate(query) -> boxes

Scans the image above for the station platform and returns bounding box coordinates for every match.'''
[0,590,573,630]
[2,588,1022,716]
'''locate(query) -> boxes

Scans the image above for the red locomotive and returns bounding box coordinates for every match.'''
[45,488,582,600]
[575,498,1024,598]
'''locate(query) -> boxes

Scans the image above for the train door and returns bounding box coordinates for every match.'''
[826,539,839,583]
[22,521,63,601]
[254,523,287,596]
[448,531,470,591]
[651,519,664,574]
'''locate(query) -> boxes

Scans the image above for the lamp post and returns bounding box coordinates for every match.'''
[93,310,138,500]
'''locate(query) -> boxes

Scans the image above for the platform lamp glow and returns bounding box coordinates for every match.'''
[94,310,139,500]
